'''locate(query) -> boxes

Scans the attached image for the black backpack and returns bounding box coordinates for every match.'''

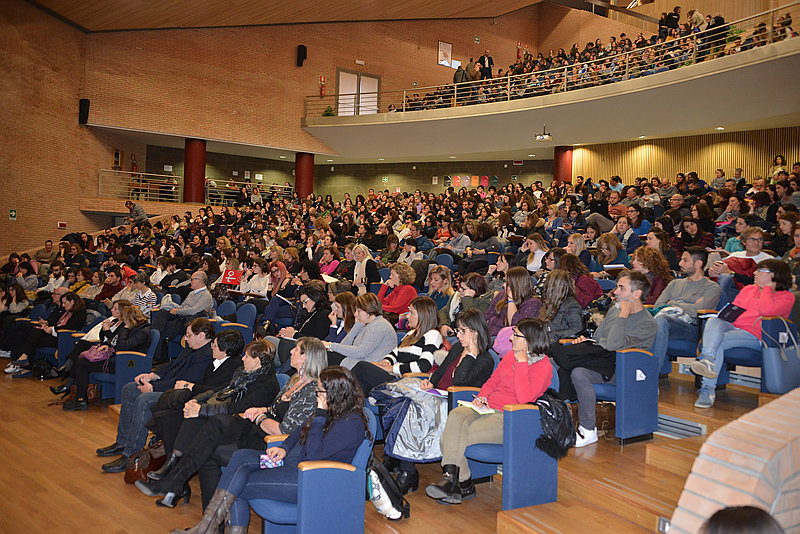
[32,359,59,381]
[367,453,410,521]
[534,389,576,459]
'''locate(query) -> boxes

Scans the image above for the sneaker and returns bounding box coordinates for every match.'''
[575,426,598,448]
[690,358,718,379]
[694,387,716,409]
[4,363,21,374]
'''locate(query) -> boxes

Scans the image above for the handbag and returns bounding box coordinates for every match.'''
[760,317,800,394]
[124,440,167,484]
[79,344,115,363]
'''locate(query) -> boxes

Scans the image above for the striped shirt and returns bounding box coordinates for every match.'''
[385,329,443,375]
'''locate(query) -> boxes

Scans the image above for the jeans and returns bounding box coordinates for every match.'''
[571,368,616,429]
[221,449,300,527]
[699,317,761,389]
[652,315,699,371]
[716,274,739,309]
[117,381,162,456]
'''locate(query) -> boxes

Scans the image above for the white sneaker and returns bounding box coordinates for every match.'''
[0,350,11,358]
[4,363,22,374]
[690,358,718,379]
[575,426,598,448]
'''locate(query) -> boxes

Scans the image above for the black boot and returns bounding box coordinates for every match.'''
[382,455,401,475]
[457,479,476,502]
[63,397,88,411]
[135,454,195,498]
[50,384,69,396]
[148,451,182,481]
[425,464,461,502]
[394,468,419,495]
[156,482,192,508]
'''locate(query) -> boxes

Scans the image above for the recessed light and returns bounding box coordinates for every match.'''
[638,135,646,139]
[326,159,333,162]
[573,143,582,146]
[378,158,384,161]
[528,154,535,157]
[449,155,456,159]
[716,127,725,131]
[279,155,286,159]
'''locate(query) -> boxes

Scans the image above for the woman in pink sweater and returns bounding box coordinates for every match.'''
[425,318,553,505]
[691,259,795,408]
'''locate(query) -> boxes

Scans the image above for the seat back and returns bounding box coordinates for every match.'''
[435,254,455,270]
[236,303,257,329]
[378,268,391,282]
[219,322,253,344]
[487,252,500,266]
[276,373,290,389]
[215,300,236,318]
[597,278,616,291]
[29,303,48,322]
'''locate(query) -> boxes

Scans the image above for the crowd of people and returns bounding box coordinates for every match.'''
[392,7,796,111]
[1,157,799,528]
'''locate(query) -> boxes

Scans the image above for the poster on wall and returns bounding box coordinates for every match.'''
[471,176,479,187]
[490,175,499,187]
[255,174,263,181]
[444,176,452,186]
[432,176,439,185]
[452,176,461,187]
[480,176,489,187]
[244,171,251,179]
[438,41,452,67]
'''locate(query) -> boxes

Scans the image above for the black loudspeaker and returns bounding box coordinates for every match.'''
[297,44,307,67]
[79,98,90,124]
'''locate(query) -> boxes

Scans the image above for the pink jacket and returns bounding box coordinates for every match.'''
[732,285,795,340]
[477,352,553,411]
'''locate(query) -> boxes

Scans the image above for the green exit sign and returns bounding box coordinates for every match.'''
[9,209,17,221]
[382,177,388,183]
[474,36,480,43]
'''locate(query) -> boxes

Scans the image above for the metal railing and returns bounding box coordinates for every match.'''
[204,179,295,207]
[98,170,183,203]
[306,2,798,118]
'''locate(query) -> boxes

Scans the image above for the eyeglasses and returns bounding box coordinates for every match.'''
[455,328,471,335]
[315,390,326,395]
[512,332,525,338]
[756,268,772,274]
[747,238,763,243]
[300,298,311,304]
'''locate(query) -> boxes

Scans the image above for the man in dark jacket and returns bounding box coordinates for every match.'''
[96,318,215,472]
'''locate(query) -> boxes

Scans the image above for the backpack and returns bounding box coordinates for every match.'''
[366,453,410,521]
[534,389,576,459]
[32,359,59,380]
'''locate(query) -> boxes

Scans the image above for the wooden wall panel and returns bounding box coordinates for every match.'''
[610,0,776,32]
[572,127,800,184]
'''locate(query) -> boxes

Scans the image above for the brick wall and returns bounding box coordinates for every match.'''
[0,0,148,258]
[669,388,800,533]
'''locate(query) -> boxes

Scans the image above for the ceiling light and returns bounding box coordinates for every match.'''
[528,154,535,157]
[573,143,582,146]
[378,158,384,161]
[326,159,333,162]
[449,155,456,159]
[638,135,646,139]
[279,155,286,159]
[716,127,725,131]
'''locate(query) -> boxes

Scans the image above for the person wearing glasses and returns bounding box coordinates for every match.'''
[170,366,370,534]
[380,308,495,495]
[425,318,553,505]
[708,226,774,307]
[691,259,794,408]
[150,270,214,359]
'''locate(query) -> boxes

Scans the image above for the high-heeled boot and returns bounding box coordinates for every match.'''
[148,450,182,481]
[135,454,195,499]
[425,464,461,502]
[170,488,236,534]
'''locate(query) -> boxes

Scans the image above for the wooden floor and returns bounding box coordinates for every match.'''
[0,368,760,534]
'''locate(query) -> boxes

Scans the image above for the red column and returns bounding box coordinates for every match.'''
[553,146,573,185]
[184,138,206,203]
[295,152,314,198]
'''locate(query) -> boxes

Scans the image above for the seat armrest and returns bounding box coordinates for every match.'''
[265,434,288,445]
[403,372,430,378]
[115,351,147,358]
[503,403,539,412]
[220,322,247,328]
[298,461,356,472]
[448,386,480,410]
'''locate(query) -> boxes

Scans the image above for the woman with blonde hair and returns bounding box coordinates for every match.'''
[630,246,672,305]
[485,266,541,337]
[565,233,592,268]
[427,265,455,310]
[592,233,629,278]
[516,233,549,272]
[351,243,381,294]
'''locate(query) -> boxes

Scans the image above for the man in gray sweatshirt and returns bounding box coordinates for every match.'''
[651,247,722,370]
[551,270,657,448]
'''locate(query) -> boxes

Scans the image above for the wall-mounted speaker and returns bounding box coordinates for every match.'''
[297,44,307,67]
[79,98,90,124]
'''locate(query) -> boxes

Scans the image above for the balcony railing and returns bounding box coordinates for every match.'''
[305,1,799,118]
[204,179,295,206]
[98,170,183,203]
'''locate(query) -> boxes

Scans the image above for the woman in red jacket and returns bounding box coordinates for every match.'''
[425,318,553,505]
[691,259,795,408]
[377,262,418,326]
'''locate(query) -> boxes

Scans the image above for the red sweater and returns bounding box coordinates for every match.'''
[478,351,553,411]
[732,285,795,340]
[377,284,417,314]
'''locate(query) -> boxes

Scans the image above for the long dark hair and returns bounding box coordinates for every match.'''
[299,366,370,444]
